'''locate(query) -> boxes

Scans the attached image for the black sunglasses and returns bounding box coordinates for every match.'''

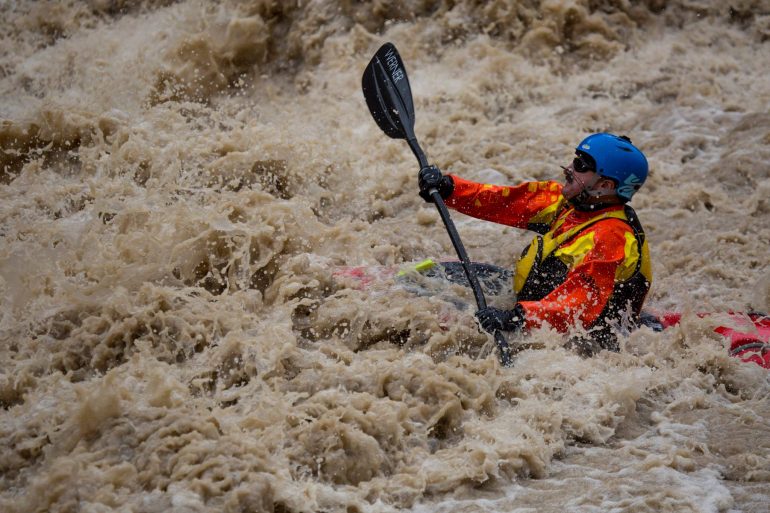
[572,156,595,173]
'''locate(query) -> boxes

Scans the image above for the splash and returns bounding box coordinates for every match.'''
[1,1,769,512]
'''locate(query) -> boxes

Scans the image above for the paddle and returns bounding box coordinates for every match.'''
[361,42,513,366]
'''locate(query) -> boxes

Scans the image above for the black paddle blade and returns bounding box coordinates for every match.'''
[362,42,416,140]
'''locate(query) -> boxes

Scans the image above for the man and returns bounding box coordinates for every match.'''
[418,133,652,353]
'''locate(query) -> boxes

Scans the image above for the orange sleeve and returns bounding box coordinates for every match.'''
[518,219,632,332]
[445,176,564,229]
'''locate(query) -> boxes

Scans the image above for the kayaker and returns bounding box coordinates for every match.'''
[418,133,652,354]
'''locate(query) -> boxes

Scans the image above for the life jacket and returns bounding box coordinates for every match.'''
[513,204,652,330]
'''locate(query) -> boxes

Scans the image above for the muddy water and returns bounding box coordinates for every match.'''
[1,1,769,512]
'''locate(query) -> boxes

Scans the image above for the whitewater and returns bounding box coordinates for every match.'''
[1,1,769,512]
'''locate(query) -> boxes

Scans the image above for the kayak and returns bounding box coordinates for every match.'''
[655,311,770,369]
[332,260,770,369]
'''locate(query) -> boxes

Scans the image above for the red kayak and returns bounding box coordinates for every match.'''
[655,312,770,369]
[332,260,770,369]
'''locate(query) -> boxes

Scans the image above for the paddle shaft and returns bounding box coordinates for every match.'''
[408,137,485,305]
[408,138,512,366]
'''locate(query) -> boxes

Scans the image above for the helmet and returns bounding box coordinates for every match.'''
[575,133,648,201]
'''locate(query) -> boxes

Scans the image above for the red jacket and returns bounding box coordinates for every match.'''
[445,176,651,333]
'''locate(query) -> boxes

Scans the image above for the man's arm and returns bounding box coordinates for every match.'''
[445,176,564,229]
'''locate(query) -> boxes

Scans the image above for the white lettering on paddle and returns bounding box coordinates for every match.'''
[384,47,404,83]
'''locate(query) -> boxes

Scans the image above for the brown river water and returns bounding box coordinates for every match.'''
[1,1,769,512]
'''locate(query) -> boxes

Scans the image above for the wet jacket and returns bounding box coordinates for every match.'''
[445,176,652,341]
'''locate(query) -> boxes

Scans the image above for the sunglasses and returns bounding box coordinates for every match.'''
[572,156,595,173]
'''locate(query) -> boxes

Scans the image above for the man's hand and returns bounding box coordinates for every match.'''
[476,304,526,333]
[418,165,454,203]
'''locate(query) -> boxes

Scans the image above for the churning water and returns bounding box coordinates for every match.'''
[1,1,769,512]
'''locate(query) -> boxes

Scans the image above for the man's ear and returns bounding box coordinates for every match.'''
[597,178,617,194]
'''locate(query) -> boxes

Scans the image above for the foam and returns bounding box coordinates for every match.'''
[1,1,769,512]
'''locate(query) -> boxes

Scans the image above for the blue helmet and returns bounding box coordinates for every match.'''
[575,133,648,202]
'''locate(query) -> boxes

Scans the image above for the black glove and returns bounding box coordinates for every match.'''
[418,165,454,203]
[476,304,526,333]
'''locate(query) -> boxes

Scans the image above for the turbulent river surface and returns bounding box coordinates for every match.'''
[1,1,769,512]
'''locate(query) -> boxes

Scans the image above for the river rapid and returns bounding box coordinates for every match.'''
[1,1,769,512]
